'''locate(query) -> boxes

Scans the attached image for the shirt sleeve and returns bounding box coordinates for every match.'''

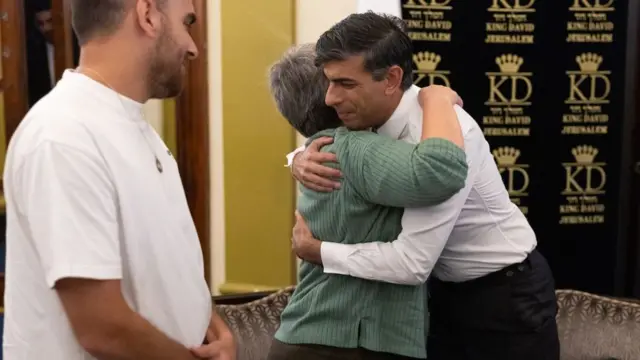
[338,132,468,208]
[18,141,122,288]
[322,120,483,285]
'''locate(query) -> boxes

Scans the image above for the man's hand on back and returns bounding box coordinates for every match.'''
[291,137,342,192]
[291,211,322,265]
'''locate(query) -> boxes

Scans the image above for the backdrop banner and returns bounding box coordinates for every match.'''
[401,0,634,296]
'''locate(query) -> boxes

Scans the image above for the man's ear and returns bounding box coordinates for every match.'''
[384,65,404,95]
[135,0,163,37]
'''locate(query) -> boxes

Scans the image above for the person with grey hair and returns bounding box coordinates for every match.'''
[266,43,468,360]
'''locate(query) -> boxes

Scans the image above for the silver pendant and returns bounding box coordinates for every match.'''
[155,157,163,173]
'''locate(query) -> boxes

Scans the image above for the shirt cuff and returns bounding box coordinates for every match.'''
[320,241,352,275]
[284,145,306,167]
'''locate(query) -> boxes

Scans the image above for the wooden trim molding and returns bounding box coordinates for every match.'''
[175,0,211,284]
[51,0,74,81]
[0,0,29,307]
[1,0,28,147]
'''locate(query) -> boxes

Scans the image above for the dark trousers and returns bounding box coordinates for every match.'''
[427,249,560,360]
[267,339,418,360]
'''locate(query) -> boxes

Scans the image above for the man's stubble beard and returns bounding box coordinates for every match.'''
[147,28,185,99]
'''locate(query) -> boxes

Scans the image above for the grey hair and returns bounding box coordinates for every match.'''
[268,43,342,138]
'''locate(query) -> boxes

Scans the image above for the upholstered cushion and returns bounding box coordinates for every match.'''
[556,289,640,360]
[217,287,640,360]
[216,286,294,360]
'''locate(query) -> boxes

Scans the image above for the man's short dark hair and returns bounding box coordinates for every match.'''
[70,0,167,45]
[70,0,129,45]
[315,11,413,90]
[268,44,342,138]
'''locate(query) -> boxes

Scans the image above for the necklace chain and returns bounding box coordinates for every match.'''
[76,67,164,173]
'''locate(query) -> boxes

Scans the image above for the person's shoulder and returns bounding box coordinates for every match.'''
[9,90,101,161]
[454,105,481,137]
[336,127,381,147]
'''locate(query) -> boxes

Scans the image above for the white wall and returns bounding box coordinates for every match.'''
[143,99,164,134]
[208,0,226,295]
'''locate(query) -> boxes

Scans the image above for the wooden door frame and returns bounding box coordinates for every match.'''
[51,0,74,81]
[0,0,29,307]
[1,0,28,146]
[175,0,211,285]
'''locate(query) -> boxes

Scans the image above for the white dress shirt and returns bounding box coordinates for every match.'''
[288,86,537,285]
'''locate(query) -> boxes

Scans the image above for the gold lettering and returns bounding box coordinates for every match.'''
[409,32,452,41]
[413,73,451,87]
[490,0,536,12]
[584,114,608,122]
[487,23,509,31]
[580,204,606,212]
[567,22,588,30]
[571,0,615,10]
[561,125,608,134]
[567,73,611,104]
[485,34,534,43]
[508,23,535,32]
[559,215,605,224]
[424,20,452,29]
[560,204,580,213]
[589,22,614,31]
[483,116,505,125]
[566,33,614,42]
[405,0,453,9]
[504,116,531,125]
[487,75,533,105]
[499,167,530,195]
[406,20,424,29]
[563,165,607,195]
[563,114,583,123]
[483,127,530,136]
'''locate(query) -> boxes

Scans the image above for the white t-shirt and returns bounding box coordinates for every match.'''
[2,70,212,359]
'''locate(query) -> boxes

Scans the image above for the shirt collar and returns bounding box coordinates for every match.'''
[61,69,146,122]
[376,85,420,139]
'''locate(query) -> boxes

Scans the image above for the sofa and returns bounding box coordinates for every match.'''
[215,287,640,360]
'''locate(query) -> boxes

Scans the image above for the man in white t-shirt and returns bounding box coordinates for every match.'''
[2,1,234,359]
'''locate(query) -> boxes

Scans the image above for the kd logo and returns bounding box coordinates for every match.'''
[489,0,536,11]
[570,0,615,10]
[414,73,451,87]
[405,0,453,7]
[567,73,611,104]
[493,147,529,196]
[566,53,611,104]
[564,164,607,195]
[486,54,533,106]
[413,52,451,87]
[500,166,530,196]
[488,75,533,105]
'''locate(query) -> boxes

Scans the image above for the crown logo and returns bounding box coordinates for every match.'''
[413,52,441,72]
[572,145,599,164]
[576,53,602,72]
[493,147,521,165]
[495,54,524,73]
